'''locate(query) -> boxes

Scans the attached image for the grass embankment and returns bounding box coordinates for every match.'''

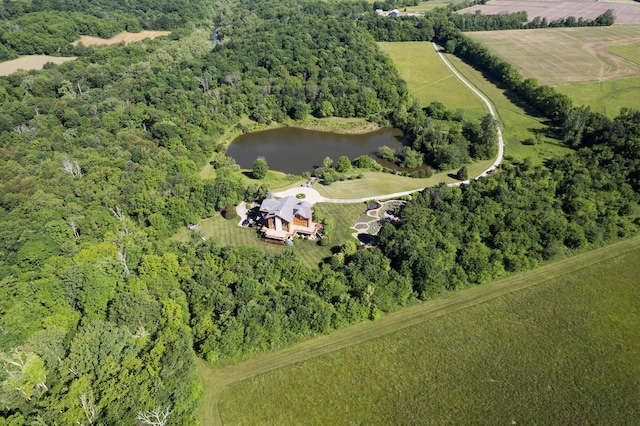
[468,26,640,116]
[212,236,640,425]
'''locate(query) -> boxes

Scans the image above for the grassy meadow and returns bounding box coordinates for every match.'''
[379,41,570,164]
[444,53,572,164]
[216,237,640,425]
[378,41,487,121]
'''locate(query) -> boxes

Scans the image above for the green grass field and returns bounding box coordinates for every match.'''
[608,43,640,65]
[556,76,640,116]
[173,203,365,268]
[379,41,570,165]
[444,53,573,164]
[311,164,493,200]
[214,237,640,425]
[378,41,487,121]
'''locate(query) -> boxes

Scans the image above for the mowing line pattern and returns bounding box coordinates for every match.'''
[199,236,640,426]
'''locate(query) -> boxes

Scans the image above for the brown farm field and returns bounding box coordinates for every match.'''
[0,55,76,76]
[75,30,171,46]
[460,0,640,25]
[467,25,640,86]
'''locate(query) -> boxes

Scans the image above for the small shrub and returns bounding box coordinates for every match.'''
[221,205,239,220]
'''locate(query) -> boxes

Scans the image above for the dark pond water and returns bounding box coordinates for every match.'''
[226,127,404,175]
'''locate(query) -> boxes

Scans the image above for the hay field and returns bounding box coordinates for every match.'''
[556,75,640,115]
[467,25,640,86]
[460,0,640,25]
[0,55,76,76]
[75,30,171,46]
[216,237,640,425]
[378,41,487,120]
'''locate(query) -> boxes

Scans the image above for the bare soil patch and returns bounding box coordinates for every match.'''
[75,30,171,46]
[0,55,76,76]
[468,26,640,85]
[460,1,640,25]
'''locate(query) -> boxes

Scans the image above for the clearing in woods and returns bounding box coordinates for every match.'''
[74,30,171,46]
[199,236,640,425]
[0,55,76,76]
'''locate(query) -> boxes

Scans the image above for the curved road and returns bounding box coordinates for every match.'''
[274,43,504,204]
[206,43,508,425]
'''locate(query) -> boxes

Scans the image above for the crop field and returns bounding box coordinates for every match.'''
[460,0,640,25]
[75,30,171,46]
[378,41,487,120]
[214,237,640,425]
[467,26,640,87]
[0,55,76,76]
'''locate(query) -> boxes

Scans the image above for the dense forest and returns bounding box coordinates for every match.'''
[0,0,638,424]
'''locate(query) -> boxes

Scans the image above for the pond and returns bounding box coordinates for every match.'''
[226,126,404,175]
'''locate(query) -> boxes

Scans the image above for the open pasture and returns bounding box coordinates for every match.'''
[378,41,487,120]
[216,237,640,425]
[75,30,171,46]
[467,26,640,86]
[460,0,640,25]
[556,75,640,115]
[0,55,76,76]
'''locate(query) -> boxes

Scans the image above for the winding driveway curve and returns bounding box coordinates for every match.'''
[274,43,504,204]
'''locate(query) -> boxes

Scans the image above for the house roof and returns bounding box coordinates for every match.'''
[260,196,312,223]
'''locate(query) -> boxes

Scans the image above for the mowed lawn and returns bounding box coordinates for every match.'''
[173,202,365,268]
[443,53,572,163]
[378,41,487,120]
[217,238,640,425]
[379,41,569,164]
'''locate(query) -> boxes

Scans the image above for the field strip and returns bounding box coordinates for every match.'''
[410,74,455,94]
[433,42,504,178]
[198,235,640,426]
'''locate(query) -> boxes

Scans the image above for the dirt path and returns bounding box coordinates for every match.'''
[433,42,505,178]
[198,236,640,425]
[273,43,504,205]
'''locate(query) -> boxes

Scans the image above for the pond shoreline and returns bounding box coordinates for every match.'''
[226,124,402,175]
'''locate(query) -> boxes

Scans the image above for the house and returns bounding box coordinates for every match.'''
[259,196,321,241]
